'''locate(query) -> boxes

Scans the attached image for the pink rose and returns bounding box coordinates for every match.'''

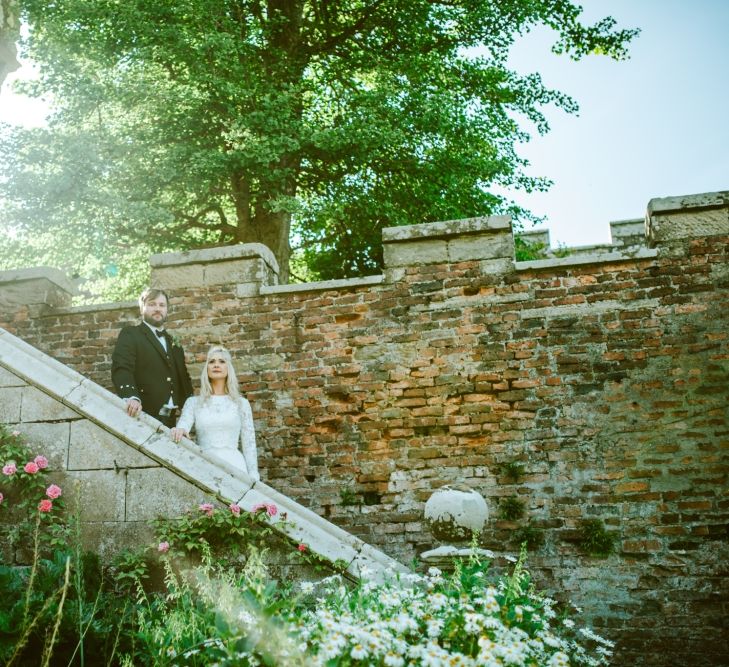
[2,463,16,476]
[46,484,62,500]
[229,503,241,516]
[297,543,307,553]
[11,430,20,436]
[199,502,214,516]
[24,462,39,474]
[34,455,49,469]
[252,502,278,517]
[0,492,4,504]
[158,541,170,553]
[38,499,53,512]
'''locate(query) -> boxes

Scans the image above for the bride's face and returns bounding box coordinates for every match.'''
[207,354,229,381]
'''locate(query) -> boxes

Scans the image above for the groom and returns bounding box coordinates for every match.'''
[111,287,193,428]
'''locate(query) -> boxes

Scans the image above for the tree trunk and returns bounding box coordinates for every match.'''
[0,0,20,88]
[224,0,306,282]
[235,207,291,284]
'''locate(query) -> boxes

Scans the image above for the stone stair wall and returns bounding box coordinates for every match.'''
[0,328,405,582]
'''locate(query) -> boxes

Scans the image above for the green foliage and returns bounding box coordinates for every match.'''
[513,523,546,551]
[579,518,617,558]
[151,500,339,577]
[499,459,526,482]
[120,541,613,665]
[110,548,151,592]
[514,235,550,261]
[0,1,637,298]
[152,502,277,565]
[0,426,128,666]
[552,243,573,258]
[514,235,574,261]
[128,548,306,666]
[339,486,361,507]
[499,495,526,521]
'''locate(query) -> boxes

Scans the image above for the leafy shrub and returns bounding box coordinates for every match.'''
[499,460,526,482]
[112,546,613,666]
[0,424,120,665]
[0,425,67,555]
[513,523,546,551]
[579,519,617,558]
[499,495,526,521]
[514,236,572,261]
[150,499,333,576]
[339,486,361,507]
[514,236,550,261]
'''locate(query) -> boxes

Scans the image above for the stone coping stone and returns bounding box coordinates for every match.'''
[261,274,384,295]
[562,243,615,253]
[516,247,658,271]
[150,243,279,274]
[518,228,550,244]
[50,300,137,316]
[610,217,644,231]
[647,190,729,214]
[382,215,511,243]
[610,218,645,242]
[0,325,407,582]
[0,266,78,296]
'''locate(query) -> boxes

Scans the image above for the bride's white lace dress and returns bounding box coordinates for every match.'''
[176,395,259,480]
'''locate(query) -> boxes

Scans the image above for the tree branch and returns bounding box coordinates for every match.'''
[306,0,389,56]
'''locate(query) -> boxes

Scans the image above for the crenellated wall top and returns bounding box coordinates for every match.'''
[0,266,78,315]
[0,188,727,315]
[646,190,729,245]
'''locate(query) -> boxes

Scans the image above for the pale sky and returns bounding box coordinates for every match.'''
[1,0,728,249]
[504,0,729,245]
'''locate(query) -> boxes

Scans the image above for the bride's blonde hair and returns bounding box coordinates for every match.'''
[199,345,241,401]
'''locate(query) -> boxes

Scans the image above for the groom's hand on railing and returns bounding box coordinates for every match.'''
[170,427,188,443]
[125,398,142,417]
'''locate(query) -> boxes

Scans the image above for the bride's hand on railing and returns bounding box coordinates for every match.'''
[170,427,188,443]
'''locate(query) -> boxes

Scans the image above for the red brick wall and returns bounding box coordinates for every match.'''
[2,233,728,665]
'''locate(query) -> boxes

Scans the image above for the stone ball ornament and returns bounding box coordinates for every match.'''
[424,486,489,542]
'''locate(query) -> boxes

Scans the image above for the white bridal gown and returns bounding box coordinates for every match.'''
[176,395,259,480]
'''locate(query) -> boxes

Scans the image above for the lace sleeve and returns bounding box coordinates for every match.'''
[176,396,196,433]
[239,397,259,480]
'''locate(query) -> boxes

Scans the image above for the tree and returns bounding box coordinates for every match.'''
[0,0,637,294]
[0,0,20,87]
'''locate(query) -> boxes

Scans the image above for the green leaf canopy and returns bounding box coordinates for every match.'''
[0,0,637,295]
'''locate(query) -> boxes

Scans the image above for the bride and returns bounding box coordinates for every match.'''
[170,346,259,480]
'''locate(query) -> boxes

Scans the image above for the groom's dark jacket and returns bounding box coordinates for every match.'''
[111,323,193,419]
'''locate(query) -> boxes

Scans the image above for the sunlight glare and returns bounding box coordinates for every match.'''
[0,54,49,129]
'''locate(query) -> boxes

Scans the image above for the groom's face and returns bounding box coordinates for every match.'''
[142,294,168,328]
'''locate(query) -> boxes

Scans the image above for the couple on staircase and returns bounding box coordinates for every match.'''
[111,287,259,480]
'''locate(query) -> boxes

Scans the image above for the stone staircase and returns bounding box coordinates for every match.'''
[0,326,406,582]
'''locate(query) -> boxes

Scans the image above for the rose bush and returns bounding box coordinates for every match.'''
[0,425,66,548]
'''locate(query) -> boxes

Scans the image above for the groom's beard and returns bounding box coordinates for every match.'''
[143,313,168,327]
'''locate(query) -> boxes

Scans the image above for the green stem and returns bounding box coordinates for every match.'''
[21,513,42,628]
[41,556,72,667]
